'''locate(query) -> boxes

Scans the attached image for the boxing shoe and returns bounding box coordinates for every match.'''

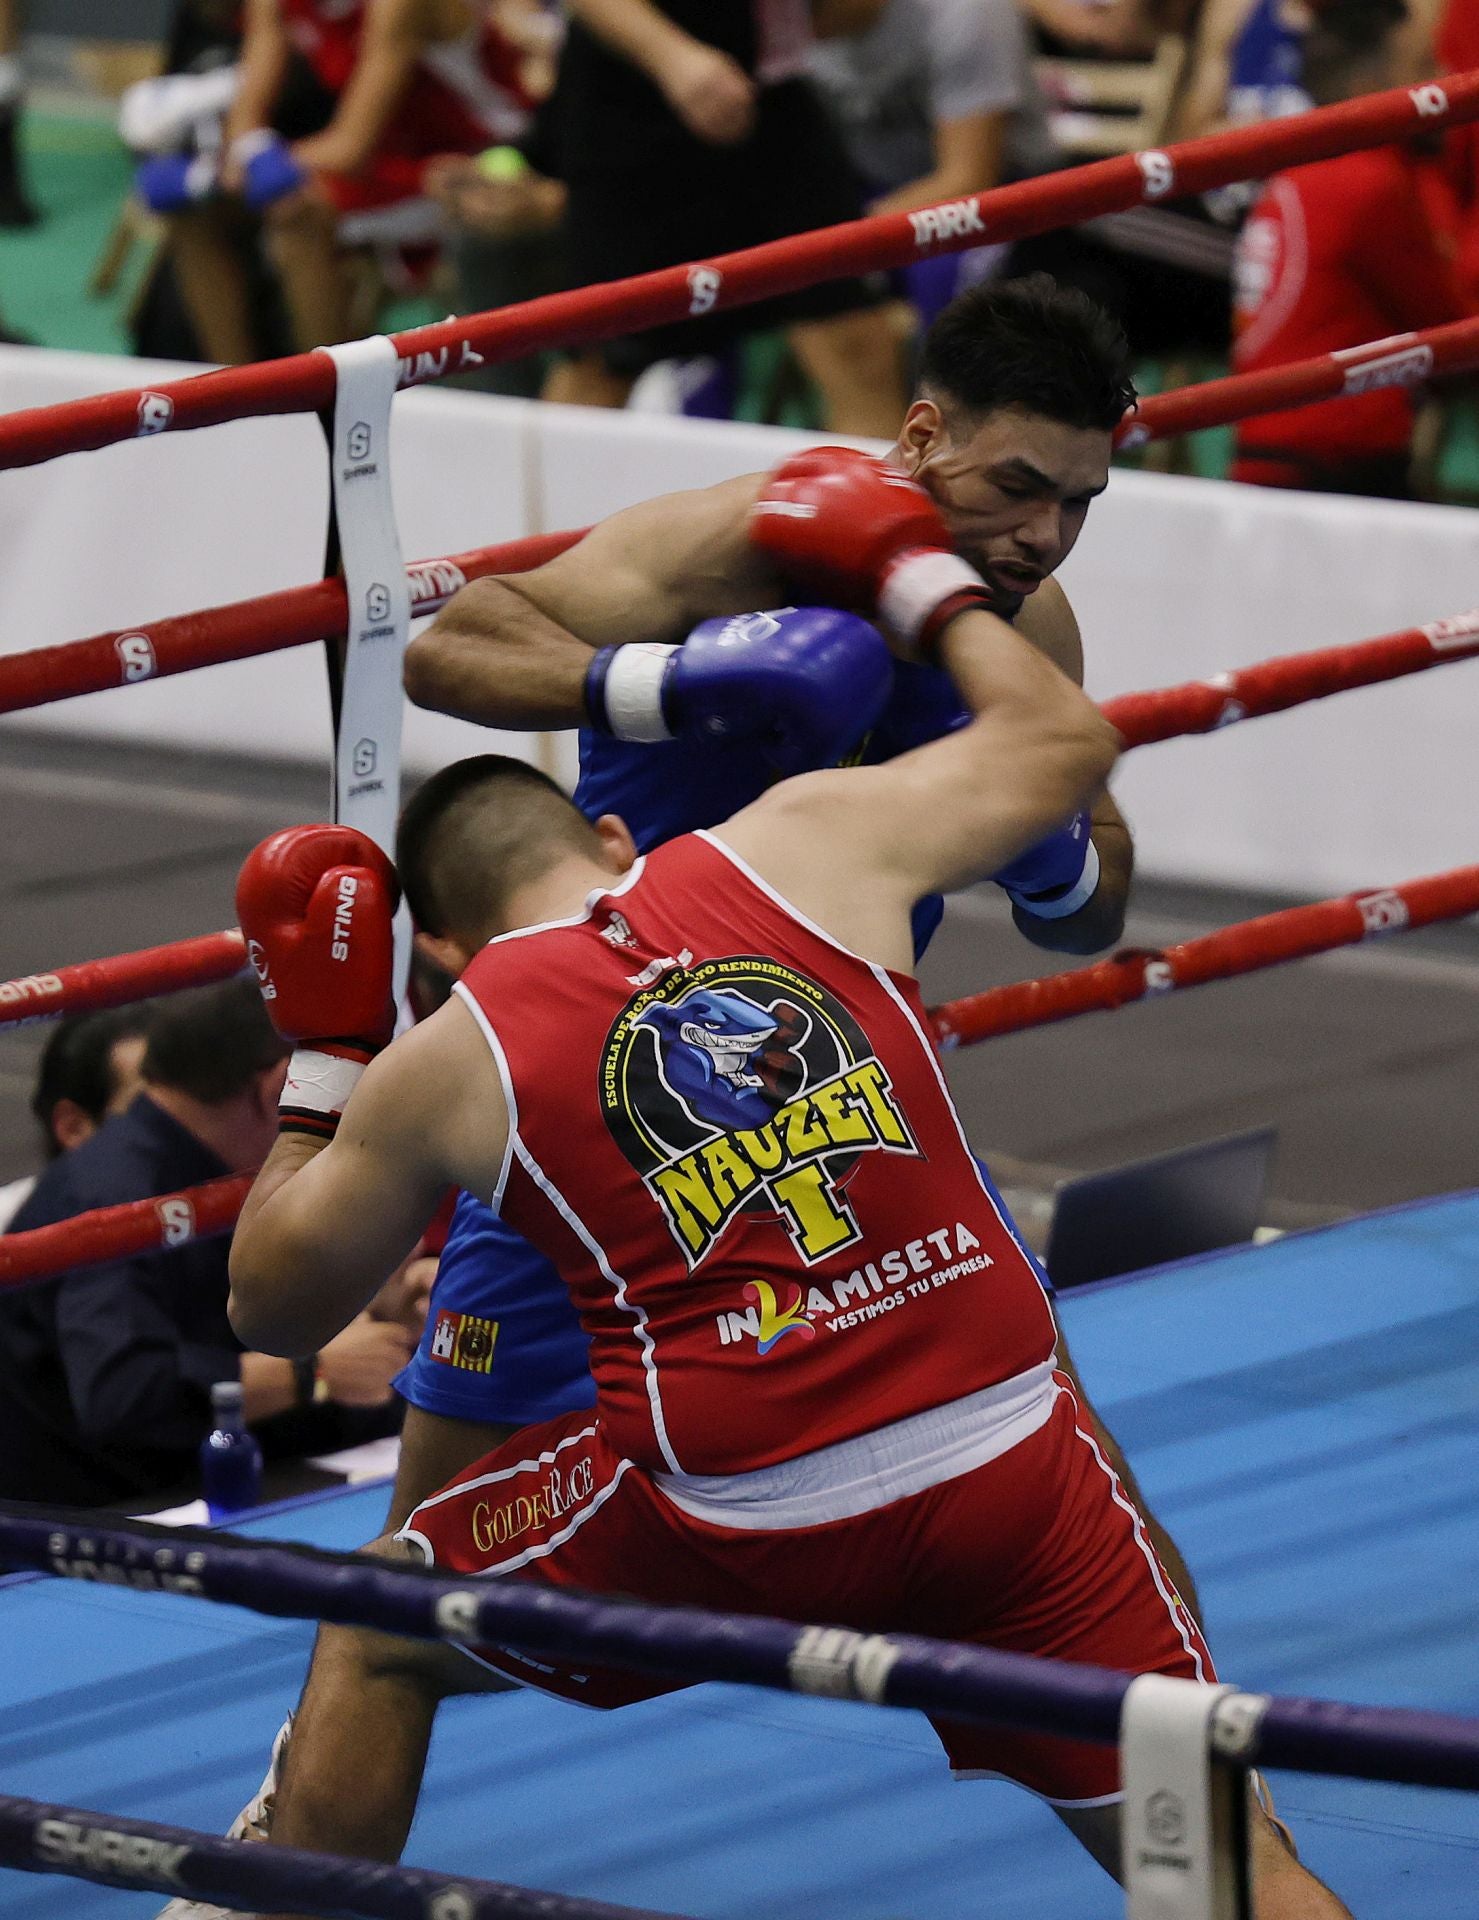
[152,1711,293,1919]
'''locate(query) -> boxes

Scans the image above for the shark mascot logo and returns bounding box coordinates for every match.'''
[632,989,808,1131]
[600,957,918,1269]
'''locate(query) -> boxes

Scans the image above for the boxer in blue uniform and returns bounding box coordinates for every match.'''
[384,282,1201,1606]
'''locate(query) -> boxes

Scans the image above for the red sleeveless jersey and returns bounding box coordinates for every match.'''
[281,0,531,154]
[455,832,1056,1476]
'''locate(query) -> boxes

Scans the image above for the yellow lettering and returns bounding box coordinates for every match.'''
[810,1076,875,1147]
[699,1134,759,1207]
[845,1060,911,1147]
[781,1092,831,1158]
[652,1156,724,1257]
[772,1163,855,1260]
[472,1502,494,1555]
[734,1122,785,1172]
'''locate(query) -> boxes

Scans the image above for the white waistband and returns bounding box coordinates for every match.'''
[654,1360,1060,1530]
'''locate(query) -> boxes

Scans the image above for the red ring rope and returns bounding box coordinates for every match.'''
[0,75,1473,471]
[5,614,1476,1031]
[932,866,1479,1047]
[0,931,247,1031]
[5,510,1477,725]
[1121,314,1479,448]
[0,529,584,716]
[0,1176,251,1288]
[7,863,1478,1287]
[1099,610,1479,746]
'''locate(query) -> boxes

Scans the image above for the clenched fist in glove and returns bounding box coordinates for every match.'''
[748,446,992,661]
[584,604,893,773]
[236,825,399,1138]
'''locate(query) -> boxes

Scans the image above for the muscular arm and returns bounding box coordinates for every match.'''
[719,606,1121,971]
[229,1001,508,1356]
[1011,579,1132,954]
[402,473,779,727]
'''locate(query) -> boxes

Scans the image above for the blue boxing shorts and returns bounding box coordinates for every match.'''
[394,1189,596,1424]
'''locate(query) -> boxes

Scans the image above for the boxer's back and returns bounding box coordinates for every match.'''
[455,831,1055,1478]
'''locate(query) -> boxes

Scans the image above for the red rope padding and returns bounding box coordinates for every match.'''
[1122,314,1479,448]
[7,606,1478,1032]
[932,866,1479,1048]
[0,75,1474,472]
[7,864,1478,1284]
[0,527,584,716]
[0,1175,252,1289]
[0,931,248,1031]
[1100,609,1479,746]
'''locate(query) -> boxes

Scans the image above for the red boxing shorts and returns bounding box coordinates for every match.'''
[400,1372,1214,1805]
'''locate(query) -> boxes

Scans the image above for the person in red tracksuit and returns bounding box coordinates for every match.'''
[1231,0,1471,496]
[223,448,1352,1915]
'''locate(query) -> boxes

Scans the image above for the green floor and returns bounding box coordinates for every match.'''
[1,100,1477,500]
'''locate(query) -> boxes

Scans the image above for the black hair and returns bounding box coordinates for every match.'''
[32,1006,155,1157]
[918,273,1136,434]
[141,978,287,1107]
[397,754,596,941]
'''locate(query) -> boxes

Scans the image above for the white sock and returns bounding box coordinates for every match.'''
[0,58,23,107]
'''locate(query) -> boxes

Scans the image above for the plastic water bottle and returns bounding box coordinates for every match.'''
[200,1379,262,1522]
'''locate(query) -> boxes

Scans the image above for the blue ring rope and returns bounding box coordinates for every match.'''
[3,1505,1477,1792]
[0,1794,698,1918]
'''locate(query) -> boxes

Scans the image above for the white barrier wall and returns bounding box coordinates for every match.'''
[2,345,1475,897]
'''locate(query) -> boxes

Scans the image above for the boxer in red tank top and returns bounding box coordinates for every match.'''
[226,450,1347,1913]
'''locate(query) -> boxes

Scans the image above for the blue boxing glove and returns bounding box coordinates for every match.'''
[584,606,893,775]
[994,811,1101,920]
[233,130,307,210]
[134,152,218,213]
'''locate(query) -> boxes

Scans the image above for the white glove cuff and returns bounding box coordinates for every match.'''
[281,1048,367,1120]
[1010,837,1101,919]
[878,550,988,651]
[228,128,281,167]
[600,643,678,743]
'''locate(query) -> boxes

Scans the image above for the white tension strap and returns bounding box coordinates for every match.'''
[1121,1675,1262,1920]
[318,337,413,996]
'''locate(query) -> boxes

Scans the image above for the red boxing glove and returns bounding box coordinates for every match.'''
[748,446,992,659]
[237,825,399,1139]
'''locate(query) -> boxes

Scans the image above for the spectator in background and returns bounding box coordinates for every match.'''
[807,0,1058,333]
[160,0,535,360]
[131,0,334,364]
[541,0,907,436]
[0,980,416,1508]
[0,1007,155,1233]
[1230,0,1470,496]
[417,5,567,400]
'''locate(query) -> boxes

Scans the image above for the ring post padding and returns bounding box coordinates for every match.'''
[1121,1676,1251,1920]
[318,336,413,994]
